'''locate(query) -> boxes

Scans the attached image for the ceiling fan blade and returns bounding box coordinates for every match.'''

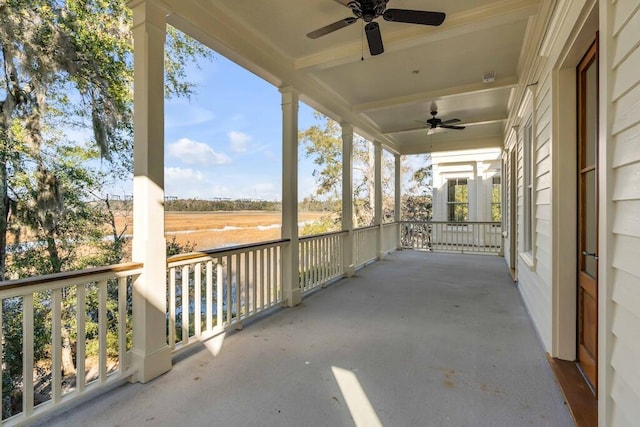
[365,22,384,56]
[307,17,358,39]
[440,125,466,130]
[383,9,446,26]
[440,118,461,125]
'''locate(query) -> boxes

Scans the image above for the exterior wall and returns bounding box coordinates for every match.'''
[504,0,640,424]
[431,148,502,222]
[502,133,518,273]
[514,81,554,350]
[603,0,640,424]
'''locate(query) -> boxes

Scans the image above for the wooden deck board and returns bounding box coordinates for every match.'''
[547,355,597,427]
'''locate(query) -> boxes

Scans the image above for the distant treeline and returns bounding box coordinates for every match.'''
[105,197,335,212]
[165,198,282,211]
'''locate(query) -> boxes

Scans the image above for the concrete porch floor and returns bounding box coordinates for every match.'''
[41,251,573,427]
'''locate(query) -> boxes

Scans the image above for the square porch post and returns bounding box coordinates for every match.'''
[341,123,355,277]
[395,153,402,249]
[374,141,384,260]
[128,0,172,383]
[280,86,301,307]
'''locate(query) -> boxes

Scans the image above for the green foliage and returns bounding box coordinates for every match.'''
[166,236,197,257]
[300,215,340,237]
[0,1,213,418]
[401,195,433,221]
[165,198,281,212]
[299,112,398,231]
[491,179,502,222]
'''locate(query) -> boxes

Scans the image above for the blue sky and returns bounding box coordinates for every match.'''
[162,52,318,201]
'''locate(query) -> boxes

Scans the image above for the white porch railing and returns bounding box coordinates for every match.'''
[166,239,287,355]
[299,231,345,293]
[0,223,405,424]
[0,263,142,426]
[401,221,502,254]
[354,225,378,268]
[382,223,399,254]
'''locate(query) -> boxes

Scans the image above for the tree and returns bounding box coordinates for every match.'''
[0,0,212,280]
[0,1,212,417]
[299,112,397,232]
[401,154,433,221]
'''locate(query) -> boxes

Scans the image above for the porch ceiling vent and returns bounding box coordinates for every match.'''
[483,72,496,83]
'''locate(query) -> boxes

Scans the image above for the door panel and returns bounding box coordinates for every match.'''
[577,38,598,392]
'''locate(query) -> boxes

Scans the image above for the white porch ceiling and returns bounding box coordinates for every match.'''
[162,0,542,154]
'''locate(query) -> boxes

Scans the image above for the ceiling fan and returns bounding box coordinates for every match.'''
[307,0,446,56]
[423,110,465,131]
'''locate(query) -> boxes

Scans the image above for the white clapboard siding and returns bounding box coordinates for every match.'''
[514,64,554,351]
[609,0,640,423]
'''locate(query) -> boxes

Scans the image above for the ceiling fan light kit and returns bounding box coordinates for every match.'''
[308,0,446,56]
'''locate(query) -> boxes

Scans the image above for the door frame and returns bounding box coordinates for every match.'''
[576,37,599,392]
[551,3,598,361]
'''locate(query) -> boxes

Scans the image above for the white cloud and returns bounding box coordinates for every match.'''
[228,131,252,153]
[165,167,232,199]
[167,138,231,165]
[165,167,206,182]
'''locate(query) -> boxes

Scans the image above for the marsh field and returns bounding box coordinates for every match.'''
[115,211,328,252]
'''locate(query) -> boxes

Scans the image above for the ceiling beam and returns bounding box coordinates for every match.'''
[354,76,518,113]
[295,0,540,72]
[402,137,503,155]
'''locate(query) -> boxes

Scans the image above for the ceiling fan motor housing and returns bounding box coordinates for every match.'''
[349,0,389,22]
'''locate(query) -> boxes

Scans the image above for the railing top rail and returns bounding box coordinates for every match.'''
[0,262,144,291]
[400,220,501,225]
[299,230,348,241]
[167,238,291,264]
[354,224,380,232]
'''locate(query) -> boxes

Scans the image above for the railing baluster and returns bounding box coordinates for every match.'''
[168,267,176,350]
[277,246,282,301]
[52,288,62,403]
[236,253,242,321]
[23,294,35,416]
[206,261,213,332]
[251,249,262,314]
[118,277,127,373]
[194,262,202,338]
[216,261,223,328]
[266,247,272,307]
[261,249,265,306]
[226,256,232,324]
[307,240,312,289]
[76,284,86,393]
[181,265,189,345]
[98,280,108,383]
[246,251,252,316]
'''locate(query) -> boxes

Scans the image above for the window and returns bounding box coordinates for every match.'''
[491,175,501,222]
[523,120,533,253]
[447,178,468,222]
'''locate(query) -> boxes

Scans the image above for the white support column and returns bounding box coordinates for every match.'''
[280,86,301,307]
[374,141,384,260]
[341,123,355,277]
[394,154,402,249]
[129,0,171,383]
